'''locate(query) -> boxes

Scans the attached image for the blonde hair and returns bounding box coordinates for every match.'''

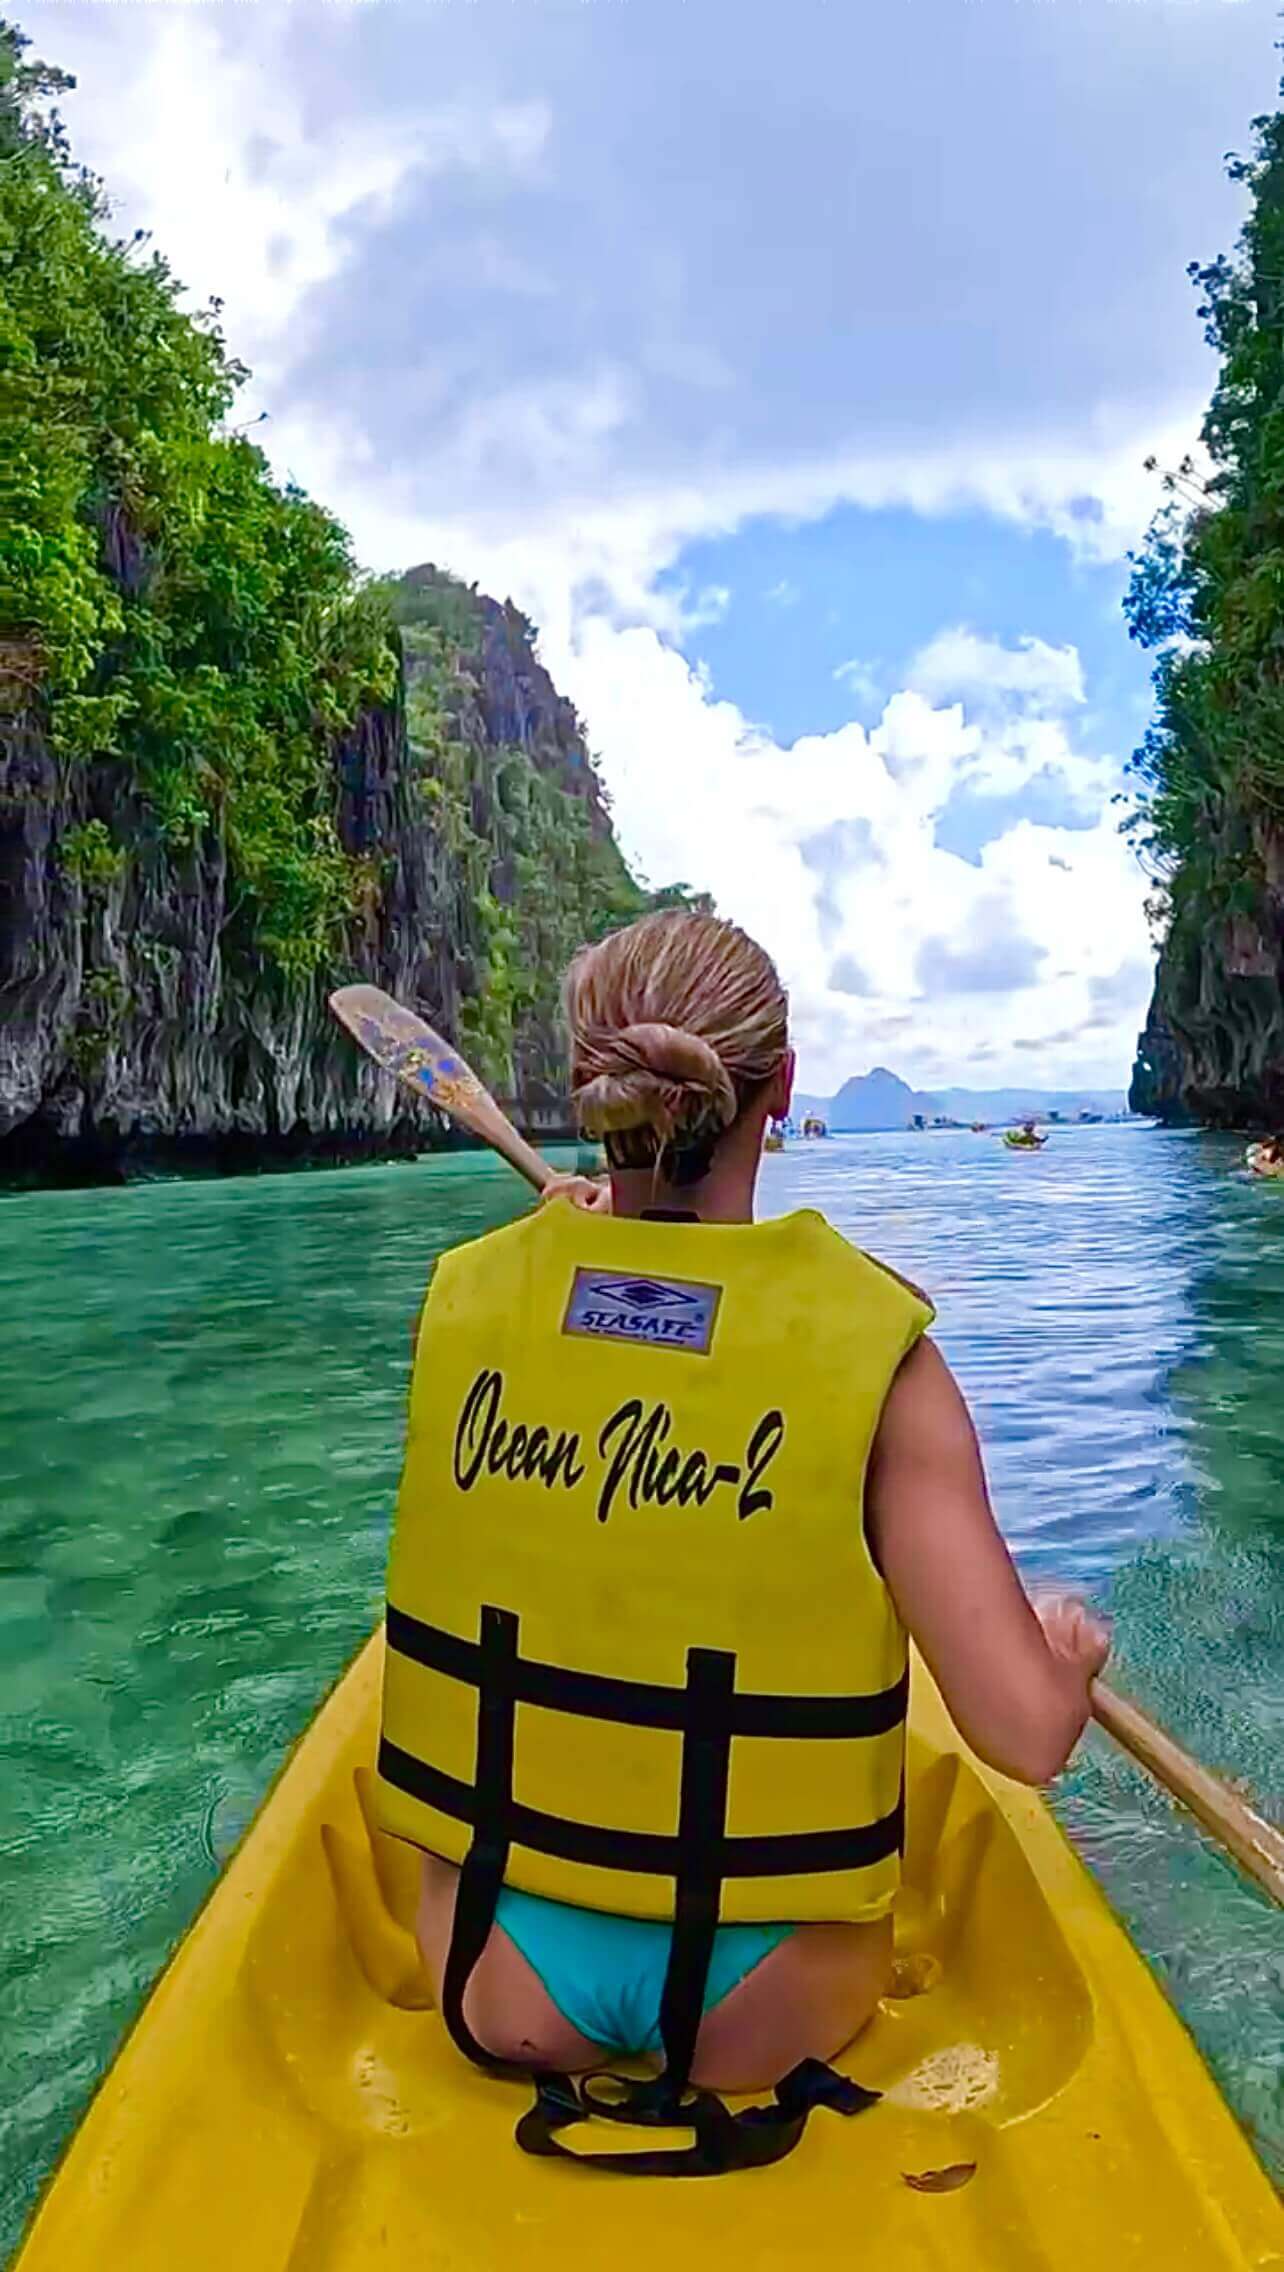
[564,912,789,1182]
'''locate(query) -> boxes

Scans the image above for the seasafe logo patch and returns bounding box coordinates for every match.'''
[563,1266,720,1354]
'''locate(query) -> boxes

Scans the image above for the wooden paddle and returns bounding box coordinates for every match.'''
[328,984,556,1194]
[331,983,1284,1906]
[1090,1680,1284,1906]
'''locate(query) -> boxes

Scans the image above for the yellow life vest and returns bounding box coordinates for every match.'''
[378,1202,933,1931]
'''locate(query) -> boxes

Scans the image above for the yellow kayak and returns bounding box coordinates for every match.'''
[1003,1132,1047,1151]
[16,1633,1283,2270]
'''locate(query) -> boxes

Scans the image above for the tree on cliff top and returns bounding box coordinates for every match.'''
[1124,65,1284,947]
[0,18,397,981]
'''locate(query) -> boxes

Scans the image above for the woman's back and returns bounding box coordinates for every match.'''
[389,909,1109,2146]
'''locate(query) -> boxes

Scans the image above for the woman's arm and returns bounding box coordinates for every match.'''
[865,1337,1109,1785]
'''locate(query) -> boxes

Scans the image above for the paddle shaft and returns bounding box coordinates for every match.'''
[445,1087,553,1194]
[1091,1680,1284,1907]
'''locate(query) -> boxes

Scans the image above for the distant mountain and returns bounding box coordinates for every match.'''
[793,1070,1129,1130]
[795,1067,922,1132]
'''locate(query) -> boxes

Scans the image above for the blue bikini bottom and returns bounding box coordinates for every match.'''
[495,1885,794,2058]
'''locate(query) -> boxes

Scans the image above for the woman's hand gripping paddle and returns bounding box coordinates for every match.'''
[329,985,554,1194]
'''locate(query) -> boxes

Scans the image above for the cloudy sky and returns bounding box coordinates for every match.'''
[19,0,1278,1092]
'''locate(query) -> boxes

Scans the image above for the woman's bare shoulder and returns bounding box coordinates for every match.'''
[871,1338,983,1493]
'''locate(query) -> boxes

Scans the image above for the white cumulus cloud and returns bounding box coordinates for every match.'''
[544,616,1152,1094]
[908,629,1087,714]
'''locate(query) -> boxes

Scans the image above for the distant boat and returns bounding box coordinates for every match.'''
[764,1123,786,1153]
[801,1114,828,1139]
[971,1122,988,1133]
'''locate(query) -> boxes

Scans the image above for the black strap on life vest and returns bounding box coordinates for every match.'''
[384,1602,902,2175]
[437,1605,530,2080]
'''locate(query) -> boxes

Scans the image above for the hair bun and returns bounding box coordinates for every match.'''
[564,910,789,1166]
[572,1020,737,1142]
[615,1023,737,1125]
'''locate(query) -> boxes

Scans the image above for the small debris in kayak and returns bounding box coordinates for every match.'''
[903,2162,978,2193]
[888,1951,942,1999]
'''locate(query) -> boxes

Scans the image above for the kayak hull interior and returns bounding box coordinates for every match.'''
[15,1632,1283,2271]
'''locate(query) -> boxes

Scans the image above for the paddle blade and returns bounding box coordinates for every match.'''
[328,984,554,1192]
[329,985,488,1116]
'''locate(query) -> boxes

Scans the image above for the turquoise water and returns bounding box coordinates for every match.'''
[1,1125,1281,2253]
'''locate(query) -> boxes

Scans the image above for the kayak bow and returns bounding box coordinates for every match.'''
[15,1635,1282,2270]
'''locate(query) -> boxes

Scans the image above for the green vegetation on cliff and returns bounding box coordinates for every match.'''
[1125,103,1284,898]
[1,20,694,1168]
[0,23,400,982]
[377,570,698,1091]
[1125,77,1284,1123]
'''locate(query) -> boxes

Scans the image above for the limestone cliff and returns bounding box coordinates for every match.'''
[0,566,659,1184]
[1122,82,1284,1133]
[0,23,677,1186]
[1129,827,1284,1129]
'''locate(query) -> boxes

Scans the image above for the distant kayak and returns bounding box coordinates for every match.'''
[1246,1142,1284,1179]
[1003,1131,1047,1151]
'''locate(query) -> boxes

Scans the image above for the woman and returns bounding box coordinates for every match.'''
[394,911,1109,2103]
